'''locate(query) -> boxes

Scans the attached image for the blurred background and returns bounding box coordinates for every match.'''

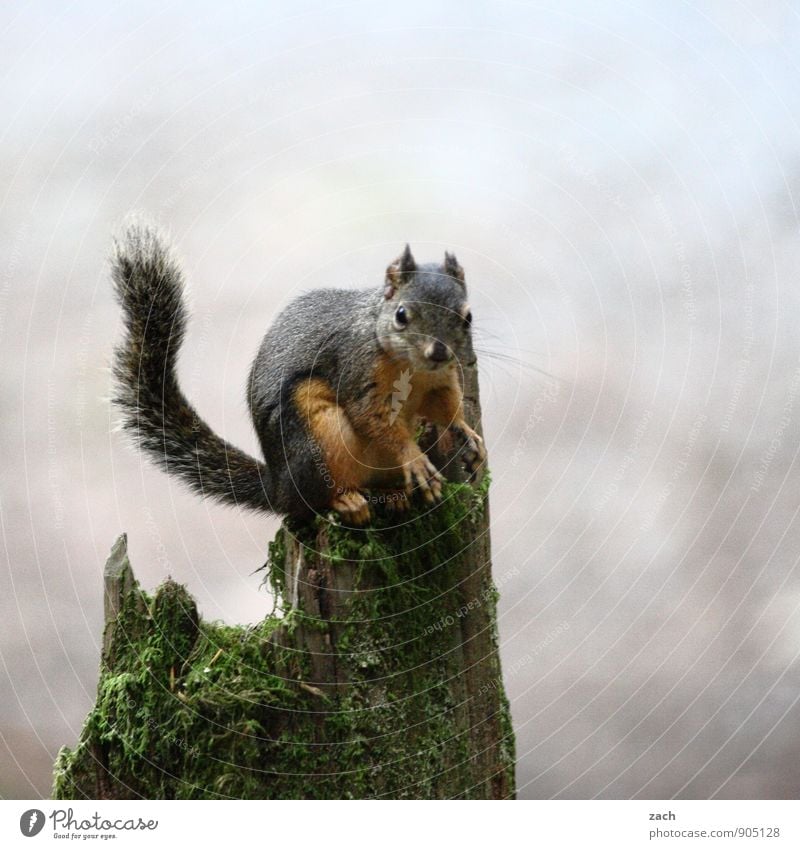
[2,0,800,799]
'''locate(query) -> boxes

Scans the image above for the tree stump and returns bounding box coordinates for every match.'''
[53,358,516,799]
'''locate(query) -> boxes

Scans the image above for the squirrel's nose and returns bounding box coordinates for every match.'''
[425,340,452,363]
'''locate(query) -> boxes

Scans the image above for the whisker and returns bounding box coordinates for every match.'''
[471,326,549,360]
[477,355,519,382]
[473,347,562,382]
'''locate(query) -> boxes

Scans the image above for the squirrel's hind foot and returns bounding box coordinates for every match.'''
[331,489,372,526]
[381,489,411,514]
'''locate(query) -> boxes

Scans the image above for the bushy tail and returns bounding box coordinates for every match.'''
[111,222,272,512]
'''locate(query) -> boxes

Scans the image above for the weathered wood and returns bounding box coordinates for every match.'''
[102,533,132,658]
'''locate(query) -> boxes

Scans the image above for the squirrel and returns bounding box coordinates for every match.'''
[110,222,485,525]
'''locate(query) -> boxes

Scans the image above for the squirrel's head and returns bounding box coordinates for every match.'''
[376,245,473,372]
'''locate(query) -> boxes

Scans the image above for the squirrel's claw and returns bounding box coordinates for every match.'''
[383,490,411,514]
[404,453,444,503]
[452,422,486,480]
[331,490,372,526]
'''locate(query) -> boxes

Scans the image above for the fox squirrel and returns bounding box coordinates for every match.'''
[111,223,485,524]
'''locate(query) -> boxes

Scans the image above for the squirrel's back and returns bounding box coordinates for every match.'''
[248,287,381,412]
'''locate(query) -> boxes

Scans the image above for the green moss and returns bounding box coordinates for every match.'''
[54,478,514,800]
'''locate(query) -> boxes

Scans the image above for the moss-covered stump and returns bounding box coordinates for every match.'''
[53,480,515,800]
[55,347,514,799]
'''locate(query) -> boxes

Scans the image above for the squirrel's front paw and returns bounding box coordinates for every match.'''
[403,452,444,504]
[452,422,486,479]
[331,490,372,526]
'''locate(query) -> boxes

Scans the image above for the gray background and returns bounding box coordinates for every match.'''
[2,0,800,799]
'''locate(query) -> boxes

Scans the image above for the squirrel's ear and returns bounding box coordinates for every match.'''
[399,243,416,274]
[385,244,417,299]
[444,251,465,285]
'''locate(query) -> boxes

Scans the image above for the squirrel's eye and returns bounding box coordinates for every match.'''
[463,309,473,328]
[394,305,408,329]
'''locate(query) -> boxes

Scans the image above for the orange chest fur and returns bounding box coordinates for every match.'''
[372,353,458,427]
